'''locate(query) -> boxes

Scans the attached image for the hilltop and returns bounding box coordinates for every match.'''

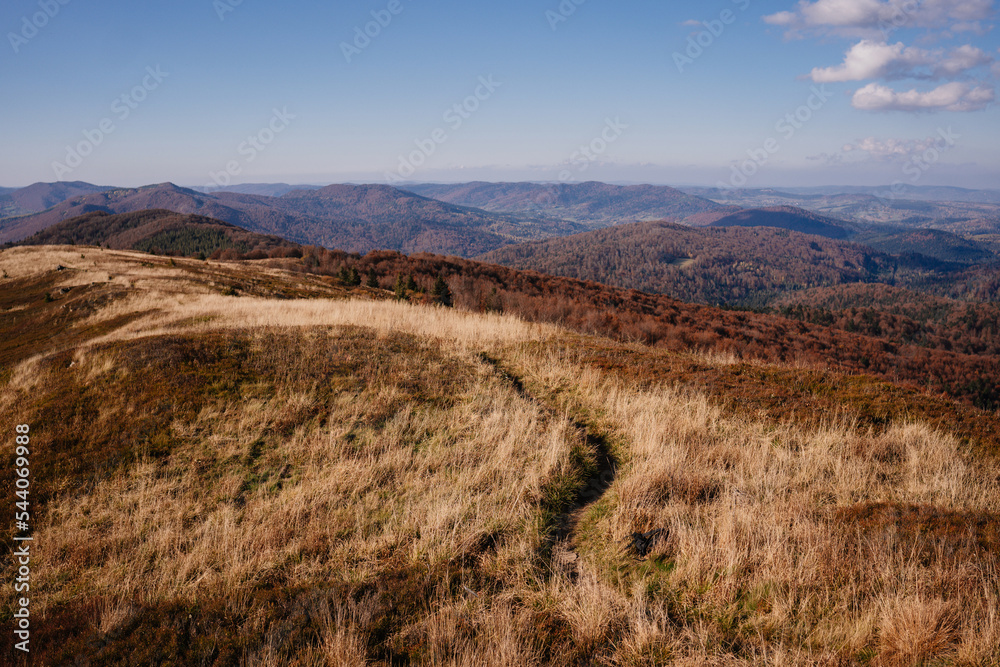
[19,209,301,258]
[691,205,852,240]
[1,244,998,665]
[0,181,113,218]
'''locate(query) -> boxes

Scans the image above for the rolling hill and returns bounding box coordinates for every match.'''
[478,219,907,307]
[1,244,998,665]
[18,209,301,258]
[403,181,724,225]
[0,182,584,256]
[688,205,852,239]
[853,227,996,264]
[0,181,112,218]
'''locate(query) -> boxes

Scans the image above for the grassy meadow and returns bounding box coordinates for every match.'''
[1,246,998,665]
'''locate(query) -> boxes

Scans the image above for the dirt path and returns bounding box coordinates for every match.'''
[477,352,618,574]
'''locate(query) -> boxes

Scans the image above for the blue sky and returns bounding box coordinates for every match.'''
[1,0,998,188]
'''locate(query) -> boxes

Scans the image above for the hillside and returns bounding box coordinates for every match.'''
[259,245,1000,409]
[774,282,1000,364]
[404,181,723,225]
[0,184,252,243]
[18,209,302,258]
[479,219,910,308]
[853,227,996,264]
[695,205,851,239]
[0,183,584,256]
[2,245,998,666]
[0,181,112,218]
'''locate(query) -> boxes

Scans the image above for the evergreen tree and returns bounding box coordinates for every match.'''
[394,273,407,300]
[366,268,379,289]
[431,275,452,307]
[405,273,418,292]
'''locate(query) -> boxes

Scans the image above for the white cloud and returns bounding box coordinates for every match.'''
[934,44,994,75]
[808,132,961,164]
[950,20,991,32]
[763,10,798,25]
[764,0,995,37]
[810,40,927,81]
[844,136,943,158]
[809,40,992,81]
[852,80,995,110]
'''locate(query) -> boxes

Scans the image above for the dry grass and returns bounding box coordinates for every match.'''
[78,291,556,349]
[2,246,998,665]
[501,347,1000,664]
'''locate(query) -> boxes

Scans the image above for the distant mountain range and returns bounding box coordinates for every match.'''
[0,182,585,256]
[684,185,1000,205]
[681,186,1000,233]
[0,181,113,218]
[3,180,999,276]
[403,181,723,225]
[777,185,1000,204]
[191,183,325,197]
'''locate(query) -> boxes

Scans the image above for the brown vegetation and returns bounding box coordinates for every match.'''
[269,246,1000,410]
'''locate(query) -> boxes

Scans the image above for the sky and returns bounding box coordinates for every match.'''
[1,0,999,189]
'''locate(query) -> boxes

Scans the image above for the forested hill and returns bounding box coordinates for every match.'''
[18,209,300,258]
[479,219,908,307]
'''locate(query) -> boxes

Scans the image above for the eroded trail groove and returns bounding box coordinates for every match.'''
[476,351,618,570]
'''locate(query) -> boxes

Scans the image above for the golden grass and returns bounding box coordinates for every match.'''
[502,347,1000,664]
[79,291,556,349]
[2,246,998,665]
